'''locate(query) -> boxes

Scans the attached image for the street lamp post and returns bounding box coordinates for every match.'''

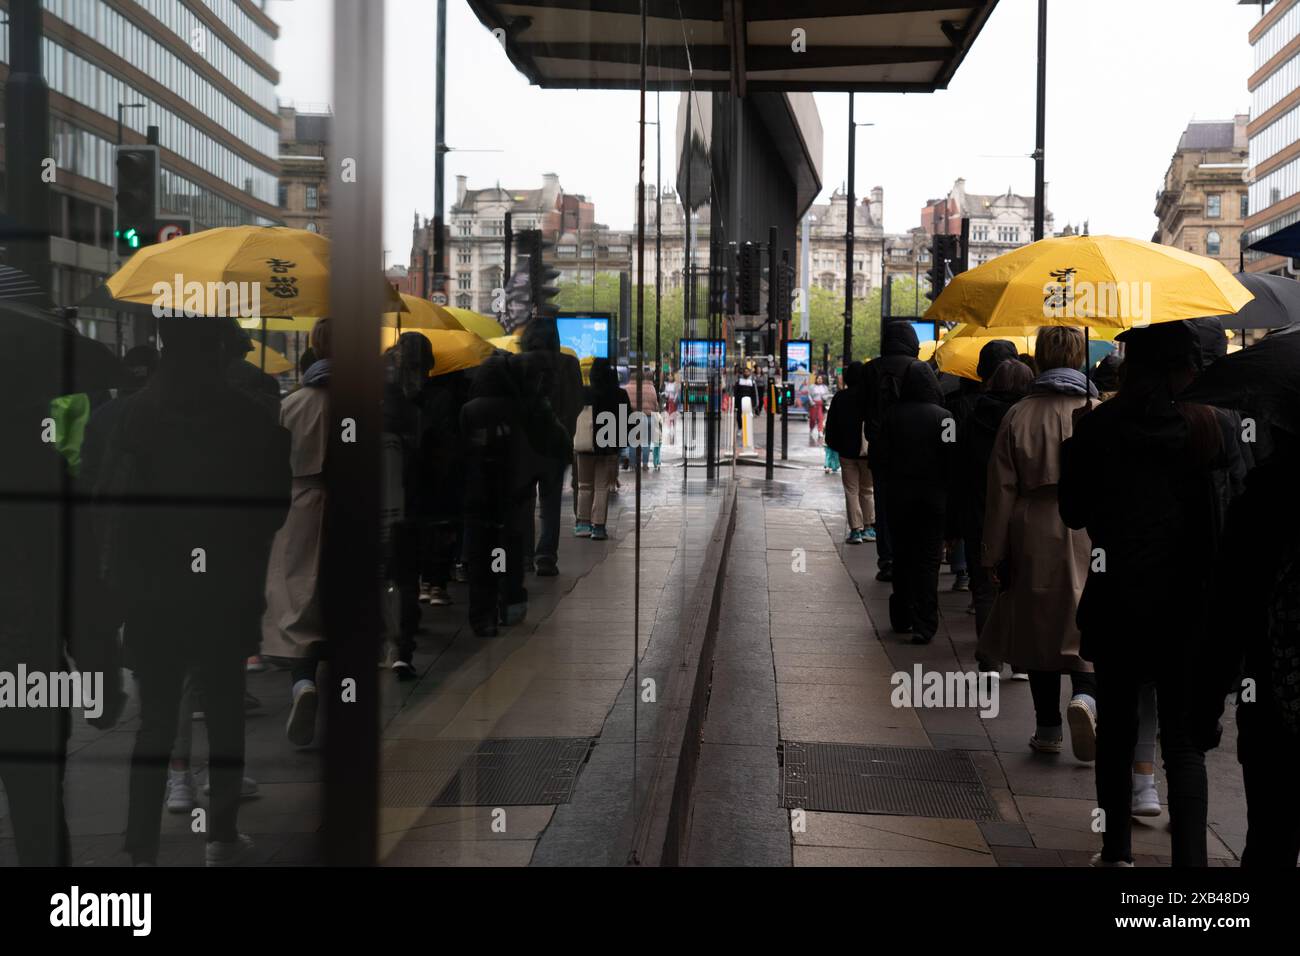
[1033,0,1047,241]
[843,95,873,370]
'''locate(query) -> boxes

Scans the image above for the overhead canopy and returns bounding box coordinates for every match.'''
[466,0,1000,93]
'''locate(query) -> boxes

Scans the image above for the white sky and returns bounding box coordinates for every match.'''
[267,0,1261,263]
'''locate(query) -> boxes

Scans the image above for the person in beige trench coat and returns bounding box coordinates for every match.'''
[979,327,1099,761]
[261,319,332,746]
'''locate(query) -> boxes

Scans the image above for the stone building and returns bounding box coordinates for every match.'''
[405,173,632,313]
[1153,115,1249,269]
[921,178,1051,268]
[278,106,330,236]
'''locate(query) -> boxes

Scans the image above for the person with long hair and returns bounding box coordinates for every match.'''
[808,372,831,445]
[982,327,1098,760]
[575,358,629,541]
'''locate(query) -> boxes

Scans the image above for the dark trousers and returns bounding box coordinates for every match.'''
[0,707,70,866]
[1095,662,1208,866]
[421,522,457,589]
[127,645,245,861]
[390,519,420,656]
[872,469,894,567]
[1028,669,1097,727]
[1239,702,1300,868]
[465,503,529,630]
[533,460,567,563]
[887,486,945,639]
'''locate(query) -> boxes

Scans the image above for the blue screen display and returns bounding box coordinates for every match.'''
[556,316,610,359]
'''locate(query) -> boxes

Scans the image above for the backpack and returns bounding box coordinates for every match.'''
[863,358,910,444]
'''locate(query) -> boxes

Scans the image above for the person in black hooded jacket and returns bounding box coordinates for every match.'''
[1060,320,1237,867]
[874,361,955,644]
[861,321,924,579]
[957,353,1034,669]
[460,352,571,636]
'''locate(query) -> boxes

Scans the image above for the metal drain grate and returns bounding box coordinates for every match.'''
[779,742,999,821]
[380,737,593,807]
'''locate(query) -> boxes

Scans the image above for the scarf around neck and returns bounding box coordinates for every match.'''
[1032,366,1097,398]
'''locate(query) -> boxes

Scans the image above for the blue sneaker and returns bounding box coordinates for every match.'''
[574,522,592,538]
[863,527,877,542]
[846,529,863,545]
[591,525,608,541]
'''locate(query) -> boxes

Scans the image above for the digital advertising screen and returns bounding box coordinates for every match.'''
[556,314,611,359]
[786,340,811,375]
[680,338,727,371]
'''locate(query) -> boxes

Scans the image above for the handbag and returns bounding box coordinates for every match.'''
[573,404,595,453]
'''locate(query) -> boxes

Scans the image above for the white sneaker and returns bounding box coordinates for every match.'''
[1131,774,1161,817]
[426,586,452,606]
[1067,695,1098,763]
[165,768,195,813]
[1090,851,1134,867]
[1010,672,1029,681]
[286,680,318,747]
[205,833,255,867]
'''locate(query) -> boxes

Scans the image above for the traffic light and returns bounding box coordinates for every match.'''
[518,229,560,320]
[926,234,961,302]
[737,241,762,315]
[116,146,159,258]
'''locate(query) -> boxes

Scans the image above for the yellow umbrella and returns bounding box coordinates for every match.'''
[244,341,293,375]
[446,307,505,339]
[917,341,937,363]
[947,322,1121,343]
[107,225,403,317]
[934,331,1034,381]
[924,235,1253,330]
[380,327,492,376]
[386,294,464,331]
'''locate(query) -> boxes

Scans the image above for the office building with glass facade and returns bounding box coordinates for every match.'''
[0,0,281,330]
[1245,0,1300,271]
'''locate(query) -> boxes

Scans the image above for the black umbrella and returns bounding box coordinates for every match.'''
[1180,324,1300,435]
[0,301,122,399]
[1214,272,1300,330]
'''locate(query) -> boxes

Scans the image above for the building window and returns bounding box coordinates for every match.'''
[306,186,319,210]
[1207,230,1222,256]
[458,272,471,290]
[456,294,472,308]
[458,250,471,265]
[1206,194,1221,219]
[306,222,318,234]
[458,221,471,236]
[1242,193,1250,219]
[972,225,989,242]
[278,183,287,208]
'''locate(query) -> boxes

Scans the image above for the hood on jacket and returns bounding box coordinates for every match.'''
[881,321,920,358]
[843,360,865,388]
[900,360,943,404]
[976,339,1019,382]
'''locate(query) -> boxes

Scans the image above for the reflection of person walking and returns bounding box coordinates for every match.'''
[262,319,333,747]
[575,358,629,542]
[104,317,290,867]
